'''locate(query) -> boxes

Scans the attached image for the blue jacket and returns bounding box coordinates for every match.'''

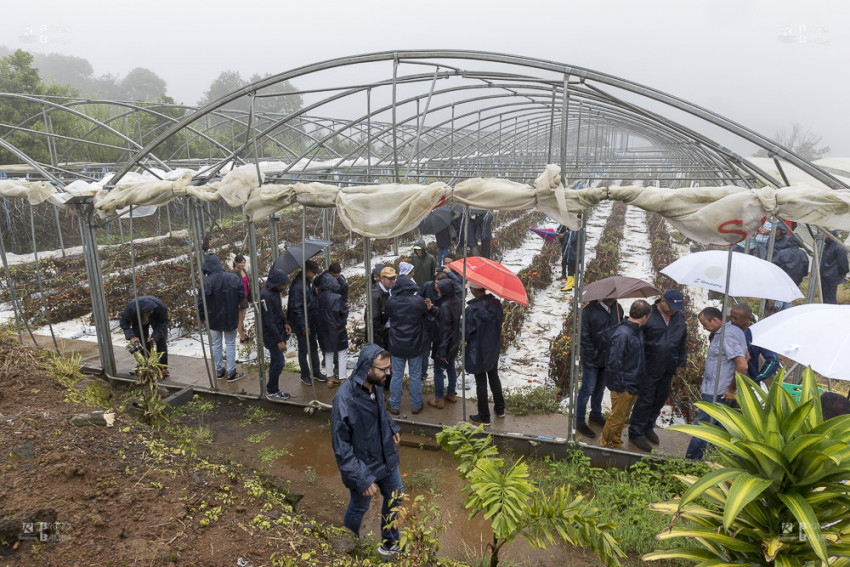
[642,301,687,376]
[198,255,245,331]
[120,296,168,341]
[287,271,317,335]
[743,328,779,383]
[820,237,849,284]
[260,270,290,347]
[432,279,462,361]
[772,234,809,285]
[315,274,349,352]
[558,225,579,265]
[464,293,504,374]
[580,300,624,368]
[314,271,348,303]
[480,211,494,240]
[604,319,646,394]
[331,344,400,494]
[386,275,434,358]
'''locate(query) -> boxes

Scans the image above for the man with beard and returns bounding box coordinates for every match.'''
[331,345,403,559]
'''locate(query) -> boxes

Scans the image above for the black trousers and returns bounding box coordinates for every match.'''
[474,366,505,420]
[628,371,673,438]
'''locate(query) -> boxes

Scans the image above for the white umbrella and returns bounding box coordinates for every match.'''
[661,250,804,302]
[750,304,850,381]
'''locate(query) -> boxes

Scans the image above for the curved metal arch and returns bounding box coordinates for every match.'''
[0,93,173,180]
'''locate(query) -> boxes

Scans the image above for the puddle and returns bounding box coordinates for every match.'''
[207,403,580,566]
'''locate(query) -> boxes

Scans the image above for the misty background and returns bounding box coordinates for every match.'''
[2,0,848,157]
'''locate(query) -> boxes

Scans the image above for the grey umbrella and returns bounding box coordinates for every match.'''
[581,276,661,302]
[418,208,455,234]
[273,239,333,275]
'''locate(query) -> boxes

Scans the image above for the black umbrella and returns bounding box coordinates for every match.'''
[418,208,455,235]
[273,239,332,274]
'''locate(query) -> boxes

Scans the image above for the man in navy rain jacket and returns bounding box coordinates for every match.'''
[600,300,650,449]
[386,269,434,414]
[120,295,170,377]
[628,290,688,451]
[260,270,291,399]
[331,344,403,559]
[287,260,326,385]
[198,254,245,382]
[315,269,349,387]
[576,298,624,438]
[464,284,505,425]
[820,231,849,304]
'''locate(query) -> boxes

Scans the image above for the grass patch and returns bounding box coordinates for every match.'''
[241,406,276,427]
[258,446,290,467]
[403,467,441,493]
[501,386,561,416]
[247,431,271,444]
[283,360,301,373]
[533,448,710,556]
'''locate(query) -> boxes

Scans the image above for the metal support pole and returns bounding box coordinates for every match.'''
[459,206,471,422]
[391,54,400,184]
[364,237,374,344]
[247,220,267,396]
[559,74,570,187]
[366,89,372,180]
[322,209,331,266]
[269,214,281,263]
[567,217,587,443]
[189,201,217,391]
[547,87,556,164]
[74,197,116,374]
[301,206,319,400]
[712,247,736,403]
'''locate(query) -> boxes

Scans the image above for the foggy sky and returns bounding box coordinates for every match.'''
[5,0,849,156]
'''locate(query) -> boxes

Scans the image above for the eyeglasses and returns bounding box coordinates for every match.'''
[371,364,392,373]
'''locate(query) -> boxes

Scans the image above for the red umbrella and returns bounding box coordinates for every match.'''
[448,257,529,306]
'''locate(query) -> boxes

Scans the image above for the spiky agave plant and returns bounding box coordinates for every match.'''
[645,368,850,566]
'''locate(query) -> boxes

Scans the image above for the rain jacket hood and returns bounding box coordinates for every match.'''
[349,344,385,386]
[202,254,223,275]
[265,270,290,290]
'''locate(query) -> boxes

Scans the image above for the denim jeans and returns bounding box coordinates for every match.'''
[296,329,322,379]
[437,248,448,268]
[344,467,404,546]
[419,348,430,378]
[266,343,284,394]
[211,328,237,374]
[576,365,605,425]
[433,357,457,398]
[685,393,734,460]
[389,356,423,411]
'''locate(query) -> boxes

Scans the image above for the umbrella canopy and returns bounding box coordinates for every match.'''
[750,304,850,381]
[418,208,455,235]
[582,276,661,302]
[529,227,558,243]
[448,256,528,306]
[661,250,804,302]
[273,239,332,275]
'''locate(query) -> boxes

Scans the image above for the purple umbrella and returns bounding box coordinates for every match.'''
[529,227,558,243]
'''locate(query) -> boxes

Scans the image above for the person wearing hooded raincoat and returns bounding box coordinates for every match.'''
[331,344,403,557]
[771,226,809,310]
[464,286,505,425]
[287,260,326,384]
[410,240,436,288]
[260,270,291,399]
[119,295,170,376]
[820,232,849,305]
[386,272,435,414]
[427,277,462,409]
[316,269,349,387]
[198,254,246,381]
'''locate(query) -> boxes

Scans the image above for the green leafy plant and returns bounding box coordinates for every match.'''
[501,386,561,416]
[258,446,290,467]
[241,406,276,427]
[437,423,624,567]
[131,349,169,428]
[645,368,850,566]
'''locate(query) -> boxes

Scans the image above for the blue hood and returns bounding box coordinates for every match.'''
[316,272,341,294]
[265,269,290,290]
[202,254,223,275]
[349,343,386,386]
